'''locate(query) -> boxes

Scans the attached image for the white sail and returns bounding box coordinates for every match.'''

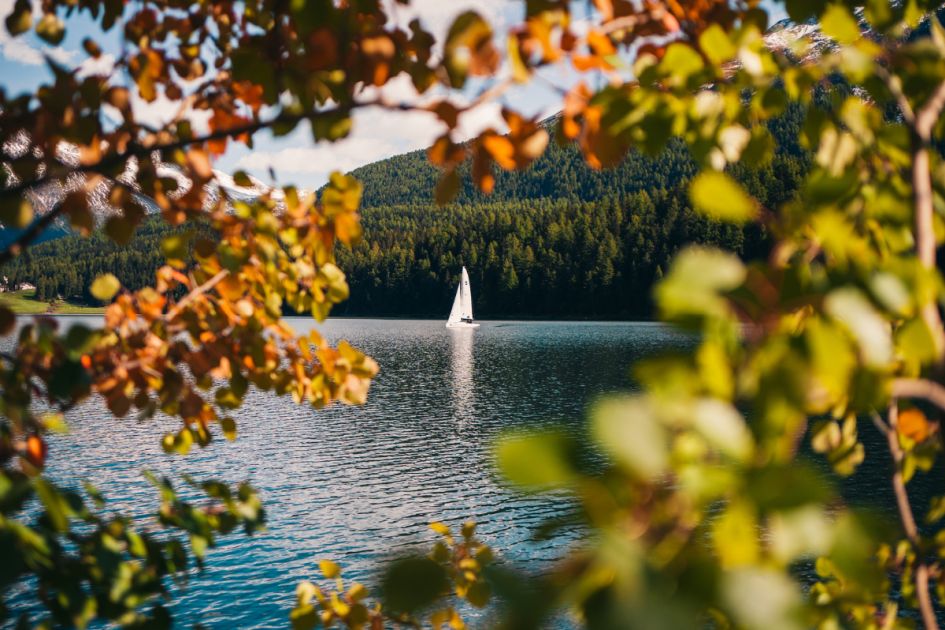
[446,266,479,328]
[460,267,474,321]
[447,284,462,324]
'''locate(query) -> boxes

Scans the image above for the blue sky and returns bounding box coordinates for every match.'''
[0,0,788,190]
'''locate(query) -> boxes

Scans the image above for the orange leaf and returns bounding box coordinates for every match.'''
[899,408,935,442]
[25,435,47,468]
[587,30,617,57]
[482,134,515,169]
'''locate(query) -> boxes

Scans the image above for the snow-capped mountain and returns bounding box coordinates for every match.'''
[763,17,840,61]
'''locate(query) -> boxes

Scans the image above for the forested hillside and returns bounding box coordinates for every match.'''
[2,219,203,304]
[1,106,809,318]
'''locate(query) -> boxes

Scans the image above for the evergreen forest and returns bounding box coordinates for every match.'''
[2,107,810,318]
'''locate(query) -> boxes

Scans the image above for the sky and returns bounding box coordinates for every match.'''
[0,0,788,190]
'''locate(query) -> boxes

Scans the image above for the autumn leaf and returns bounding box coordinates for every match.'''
[899,408,935,443]
[90,274,121,302]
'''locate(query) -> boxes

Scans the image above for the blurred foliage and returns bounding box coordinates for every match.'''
[2,0,945,627]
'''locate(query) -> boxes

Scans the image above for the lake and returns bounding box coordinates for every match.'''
[23,318,685,628]
[9,316,937,628]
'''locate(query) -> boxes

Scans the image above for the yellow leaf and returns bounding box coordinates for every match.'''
[429,521,451,536]
[712,501,760,567]
[90,273,121,302]
[319,559,341,579]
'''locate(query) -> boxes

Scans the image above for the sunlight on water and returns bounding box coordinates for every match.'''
[6,316,942,627]
[13,317,685,628]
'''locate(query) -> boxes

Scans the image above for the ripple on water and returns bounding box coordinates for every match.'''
[11,318,692,627]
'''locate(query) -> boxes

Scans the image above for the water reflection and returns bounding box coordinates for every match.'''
[11,317,690,628]
[449,328,475,433]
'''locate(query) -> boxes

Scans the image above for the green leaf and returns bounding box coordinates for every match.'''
[769,506,832,563]
[34,479,71,533]
[722,568,803,630]
[656,246,746,322]
[105,216,135,245]
[90,273,121,302]
[161,233,191,265]
[381,556,448,613]
[897,318,938,368]
[466,580,491,608]
[690,171,756,223]
[824,288,893,368]
[658,43,705,86]
[699,24,736,66]
[691,399,753,462]
[233,171,253,187]
[496,430,577,490]
[820,4,861,45]
[591,395,667,479]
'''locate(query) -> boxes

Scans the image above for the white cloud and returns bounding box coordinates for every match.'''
[78,51,115,77]
[0,0,76,67]
[100,90,213,135]
[233,93,507,186]
[0,32,75,66]
[238,136,402,177]
[386,0,514,40]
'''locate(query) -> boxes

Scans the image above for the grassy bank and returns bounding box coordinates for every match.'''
[0,290,104,315]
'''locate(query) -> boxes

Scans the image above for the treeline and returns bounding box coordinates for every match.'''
[1,105,809,317]
[335,107,807,318]
[336,191,764,318]
[1,219,203,304]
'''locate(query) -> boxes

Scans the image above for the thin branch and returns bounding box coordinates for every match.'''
[870,409,892,434]
[915,78,945,140]
[164,269,229,322]
[908,78,945,361]
[891,378,945,412]
[877,65,916,126]
[881,400,940,630]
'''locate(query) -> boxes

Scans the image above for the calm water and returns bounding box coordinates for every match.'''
[9,317,939,627]
[23,318,686,628]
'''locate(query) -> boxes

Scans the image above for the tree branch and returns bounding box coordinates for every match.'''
[891,378,945,412]
[164,270,229,322]
[880,400,940,630]
[910,79,945,362]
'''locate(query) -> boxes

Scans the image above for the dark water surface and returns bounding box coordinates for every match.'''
[29,318,686,628]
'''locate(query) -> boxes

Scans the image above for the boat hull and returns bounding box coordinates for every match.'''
[446,322,480,329]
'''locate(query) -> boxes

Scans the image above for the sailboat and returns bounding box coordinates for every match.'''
[446,267,480,329]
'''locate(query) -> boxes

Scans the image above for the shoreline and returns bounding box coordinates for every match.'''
[17,311,665,325]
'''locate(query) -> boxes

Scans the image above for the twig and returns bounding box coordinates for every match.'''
[891,378,945,412]
[909,79,945,361]
[164,270,229,321]
[878,400,940,630]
